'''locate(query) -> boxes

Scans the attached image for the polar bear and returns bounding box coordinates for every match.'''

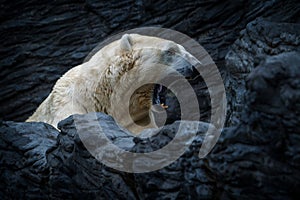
[26,34,198,134]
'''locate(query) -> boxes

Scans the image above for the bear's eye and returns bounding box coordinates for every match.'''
[161,48,177,64]
[165,48,176,56]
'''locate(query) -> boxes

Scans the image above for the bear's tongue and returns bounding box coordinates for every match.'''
[152,84,181,125]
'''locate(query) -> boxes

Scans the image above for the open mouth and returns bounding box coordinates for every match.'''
[151,65,201,126]
[152,84,169,109]
[152,83,181,126]
[152,66,200,110]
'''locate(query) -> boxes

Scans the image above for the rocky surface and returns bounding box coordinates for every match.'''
[209,52,300,199]
[1,0,299,123]
[0,113,208,199]
[0,0,300,199]
[225,18,300,125]
[1,51,300,199]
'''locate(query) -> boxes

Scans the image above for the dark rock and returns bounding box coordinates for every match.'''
[2,51,300,199]
[207,52,300,199]
[1,113,138,199]
[1,0,300,199]
[225,18,300,125]
[0,113,211,199]
[1,0,299,122]
[0,122,59,199]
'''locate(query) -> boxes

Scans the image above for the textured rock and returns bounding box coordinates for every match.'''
[1,0,300,199]
[1,51,300,200]
[1,0,299,122]
[125,52,300,199]
[1,114,137,199]
[0,121,59,199]
[225,18,300,125]
[208,52,300,199]
[0,113,210,199]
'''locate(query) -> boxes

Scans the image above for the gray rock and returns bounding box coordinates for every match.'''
[225,18,300,125]
[2,51,300,199]
[0,113,211,199]
[1,0,300,199]
[208,52,300,199]
[1,114,137,199]
[1,0,299,122]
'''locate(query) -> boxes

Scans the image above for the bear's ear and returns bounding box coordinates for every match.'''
[120,34,132,52]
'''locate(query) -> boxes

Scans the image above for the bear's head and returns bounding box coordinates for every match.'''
[91,34,199,134]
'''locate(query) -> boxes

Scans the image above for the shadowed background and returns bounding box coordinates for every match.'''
[1,0,299,124]
[0,0,300,199]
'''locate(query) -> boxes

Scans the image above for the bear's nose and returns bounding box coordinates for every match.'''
[186,65,200,80]
[176,64,200,83]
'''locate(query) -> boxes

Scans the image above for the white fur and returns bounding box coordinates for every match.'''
[26,34,196,134]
